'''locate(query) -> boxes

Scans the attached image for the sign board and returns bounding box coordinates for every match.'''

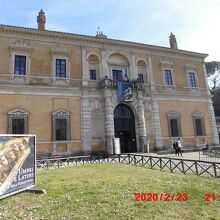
[0,135,36,199]
[113,138,121,154]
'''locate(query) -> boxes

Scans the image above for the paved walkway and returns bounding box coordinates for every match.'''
[140,151,220,163]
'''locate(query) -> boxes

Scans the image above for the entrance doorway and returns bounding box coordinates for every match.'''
[114,104,137,153]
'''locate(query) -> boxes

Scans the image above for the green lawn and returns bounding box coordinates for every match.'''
[0,163,220,220]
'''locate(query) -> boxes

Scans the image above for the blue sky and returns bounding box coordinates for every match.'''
[0,0,220,61]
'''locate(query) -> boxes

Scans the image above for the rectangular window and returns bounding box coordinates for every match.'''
[55,118,67,140]
[170,119,179,137]
[112,70,122,81]
[14,55,26,75]
[12,119,25,134]
[195,118,204,136]
[56,59,66,78]
[90,69,96,80]
[138,74,144,83]
[188,72,197,87]
[164,69,173,86]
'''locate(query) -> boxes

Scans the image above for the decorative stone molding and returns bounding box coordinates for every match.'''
[167,111,181,138]
[81,91,92,154]
[51,52,70,85]
[8,109,29,134]
[9,40,32,83]
[136,91,147,152]
[52,110,70,141]
[9,39,31,51]
[135,58,148,66]
[51,44,71,57]
[52,110,70,118]
[90,99,104,110]
[144,101,152,110]
[185,71,198,89]
[104,88,114,154]
[103,88,147,152]
[135,58,149,83]
[192,112,204,118]
[160,57,175,89]
[168,111,179,118]
[152,100,163,150]
[192,111,206,138]
[162,67,175,89]
[86,53,101,80]
[160,57,173,67]
[8,109,29,117]
[184,63,196,71]
[208,101,220,145]
[147,55,155,90]
[86,52,101,63]
[0,25,208,61]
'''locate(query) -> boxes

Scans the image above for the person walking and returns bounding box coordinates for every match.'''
[173,140,178,156]
[177,138,183,156]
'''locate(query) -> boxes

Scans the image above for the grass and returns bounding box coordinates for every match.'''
[0,163,220,220]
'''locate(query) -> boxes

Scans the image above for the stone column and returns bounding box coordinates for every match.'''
[81,46,89,86]
[147,55,155,90]
[208,100,220,145]
[137,91,148,152]
[131,54,137,80]
[81,91,92,155]
[152,99,163,150]
[101,49,109,79]
[104,88,114,154]
[202,63,211,95]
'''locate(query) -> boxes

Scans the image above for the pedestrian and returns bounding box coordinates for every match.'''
[177,138,183,156]
[173,140,178,156]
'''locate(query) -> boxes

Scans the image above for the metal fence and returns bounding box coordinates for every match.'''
[199,150,220,162]
[36,154,220,178]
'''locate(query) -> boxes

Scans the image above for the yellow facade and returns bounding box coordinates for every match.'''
[0,18,219,156]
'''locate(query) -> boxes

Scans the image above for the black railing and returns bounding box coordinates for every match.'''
[36,154,220,178]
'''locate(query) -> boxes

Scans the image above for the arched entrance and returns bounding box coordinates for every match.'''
[114,104,137,153]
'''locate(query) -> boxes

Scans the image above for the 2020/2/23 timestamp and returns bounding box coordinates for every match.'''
[134,193,188,202]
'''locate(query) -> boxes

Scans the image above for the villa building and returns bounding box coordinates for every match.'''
[0,10,219,156]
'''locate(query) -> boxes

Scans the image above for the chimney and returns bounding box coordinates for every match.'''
[169,32,178,49]
[37,9,46,31]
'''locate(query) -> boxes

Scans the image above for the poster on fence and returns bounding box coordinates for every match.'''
[0,135,36,199]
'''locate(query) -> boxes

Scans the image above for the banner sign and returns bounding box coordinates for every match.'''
[118,81,133,102]
[0,135,36,199]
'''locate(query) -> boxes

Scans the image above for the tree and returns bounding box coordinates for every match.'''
[205,61,220,91]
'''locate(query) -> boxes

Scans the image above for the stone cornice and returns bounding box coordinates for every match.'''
[0,24,208,60]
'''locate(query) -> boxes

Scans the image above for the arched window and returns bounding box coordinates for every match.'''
[88,54,100,80]
[136,60,148,84]
[8,109,29,134]
[52,110,70,141]
[192,112,205,136]
[108,53,129,81]
[167,112,181,137]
